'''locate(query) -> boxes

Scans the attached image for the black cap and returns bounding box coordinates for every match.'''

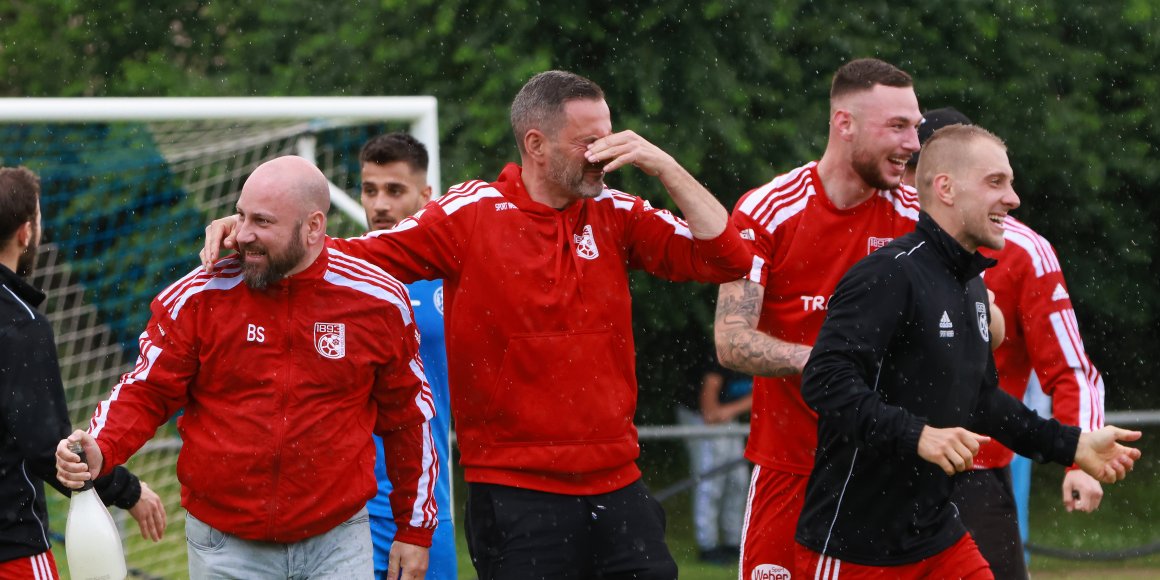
[908,107,973,167]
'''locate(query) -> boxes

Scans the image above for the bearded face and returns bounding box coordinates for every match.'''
[238,221,307,290]
[546,140,605,200]
[15,224,38,277]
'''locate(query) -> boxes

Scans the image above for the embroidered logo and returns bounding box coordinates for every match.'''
[314,322,346,359]
[867,236,893,254]
[751,564,792,580]
[573,224,600,260]
[740,228,756,241]
[495,201,517,211]
[1051,283,1070,302]
[939,311,955,338]
[976,302,990,342]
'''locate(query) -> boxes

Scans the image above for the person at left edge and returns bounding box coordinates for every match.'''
[359,132,456,580]
[55,156,439,580]
[203,70,752,579]
[0,166,167,580]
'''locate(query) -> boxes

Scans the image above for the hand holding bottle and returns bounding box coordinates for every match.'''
[56,430,103,488]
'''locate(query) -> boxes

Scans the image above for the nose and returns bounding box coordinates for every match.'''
[372,196,391,214]
[1005,187,1021,210]
[902,125,921,153]
[236,220,257,243]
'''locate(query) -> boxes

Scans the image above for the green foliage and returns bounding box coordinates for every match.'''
[3,0,1158,411]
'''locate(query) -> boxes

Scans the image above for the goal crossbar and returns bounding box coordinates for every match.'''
[0,96,442,200]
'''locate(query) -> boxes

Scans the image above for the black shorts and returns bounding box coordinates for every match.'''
[951,467,1028,580]
[465,479,677,580]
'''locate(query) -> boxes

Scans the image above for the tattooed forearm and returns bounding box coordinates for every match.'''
[714,279,812,377]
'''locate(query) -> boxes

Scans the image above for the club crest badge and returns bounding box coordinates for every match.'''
[976,302,989,343]
[433,286,444,316]
[573,225,600,260]
[867,236,893,254]
[314,322,346,360]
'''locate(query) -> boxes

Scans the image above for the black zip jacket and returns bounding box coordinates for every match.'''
[1,263,141,563]
[795,212,1079,566]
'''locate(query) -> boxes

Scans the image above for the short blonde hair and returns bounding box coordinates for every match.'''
[915,124,1006,206]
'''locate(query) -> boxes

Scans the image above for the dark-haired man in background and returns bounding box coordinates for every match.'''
[358,133,456,580]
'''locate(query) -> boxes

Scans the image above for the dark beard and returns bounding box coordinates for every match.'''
[239,235,307,290]
[852,151,899,191]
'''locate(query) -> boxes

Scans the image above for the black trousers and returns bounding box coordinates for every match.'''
[465,479,678,580]
[951,467,1029,580]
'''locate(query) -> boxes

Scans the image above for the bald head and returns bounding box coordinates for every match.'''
[244,156,331,217]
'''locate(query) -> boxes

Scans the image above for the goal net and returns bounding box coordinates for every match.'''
[0,97,439,579]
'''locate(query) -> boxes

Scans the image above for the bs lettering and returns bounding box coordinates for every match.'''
[246,324,265,343]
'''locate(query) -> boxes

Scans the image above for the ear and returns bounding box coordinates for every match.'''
[524,129,548,161]
[419,185,433,204]
[305,210,327,244]
[832,108,855,141]
[14,221,33,250]
[932,173,956,207]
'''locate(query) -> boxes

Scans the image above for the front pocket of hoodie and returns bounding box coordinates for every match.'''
[484,329,632,446]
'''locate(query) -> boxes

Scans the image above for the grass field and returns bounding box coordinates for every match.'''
[49,426,1158,579]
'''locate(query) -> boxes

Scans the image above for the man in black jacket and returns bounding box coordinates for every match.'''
[0,166,166,578]
[794,125,1141,578]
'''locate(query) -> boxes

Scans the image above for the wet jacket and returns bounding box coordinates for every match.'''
[332,163,752,494]
[1,264,140,563]
[796,213,1079,565]
[88,247,439,545]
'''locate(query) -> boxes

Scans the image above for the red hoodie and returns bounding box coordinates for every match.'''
[331,163,751,494]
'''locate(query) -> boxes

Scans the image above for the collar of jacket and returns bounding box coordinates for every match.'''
[915,211,997,284]
[0,262,45,308]
[494,162,588,218]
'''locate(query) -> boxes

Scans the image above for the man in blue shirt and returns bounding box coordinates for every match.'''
[359,133,455,579]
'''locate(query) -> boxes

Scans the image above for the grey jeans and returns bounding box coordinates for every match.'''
[186,507,373,579]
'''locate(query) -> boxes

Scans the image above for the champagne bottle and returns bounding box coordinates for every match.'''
[64,441,127,580]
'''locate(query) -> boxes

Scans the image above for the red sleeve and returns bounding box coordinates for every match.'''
[1014,241,1105,433]
[329,197,469,284]
[729,197,778,287]
[372,313,439,546]
[90,292,197,475]
[622,196,752,283]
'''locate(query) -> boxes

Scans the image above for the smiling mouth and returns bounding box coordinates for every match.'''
[988,214,1006,227]
[887,156,909,170]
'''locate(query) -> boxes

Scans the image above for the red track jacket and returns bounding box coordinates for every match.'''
[89,246,439,545]
[332,163,752,494]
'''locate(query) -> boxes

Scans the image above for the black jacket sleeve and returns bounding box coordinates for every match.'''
[969,355,1080,465]
[1,316,142,508]
[802,256,927,458]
